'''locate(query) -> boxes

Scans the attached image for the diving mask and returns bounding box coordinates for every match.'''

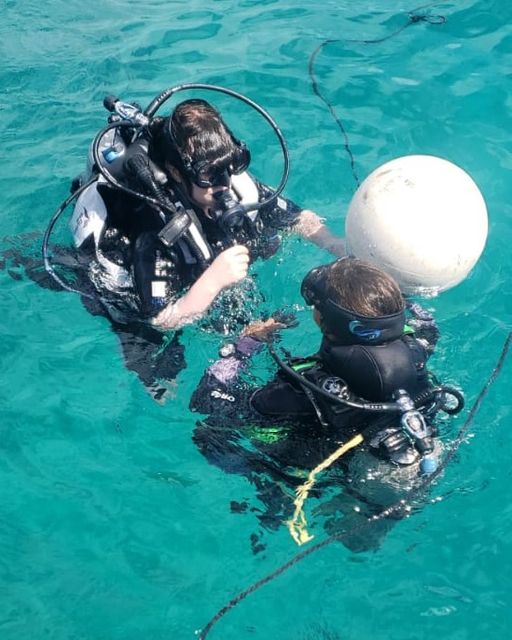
[182,144,251,189]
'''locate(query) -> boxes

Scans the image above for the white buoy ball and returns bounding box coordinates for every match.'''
[345,155,488,295]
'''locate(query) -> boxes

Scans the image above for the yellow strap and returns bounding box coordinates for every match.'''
[285,433,364,545]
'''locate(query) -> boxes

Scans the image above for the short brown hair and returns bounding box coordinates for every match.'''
[170,99,238,166]
[325,258,404,317]
[148,99,238,170]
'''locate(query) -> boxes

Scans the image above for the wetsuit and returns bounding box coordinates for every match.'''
[63,168,304,397]
[74,177,302,318]
[190,305,442,552]
[1,170,304,400]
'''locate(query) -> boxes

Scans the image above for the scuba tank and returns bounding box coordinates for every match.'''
[84,124,127,182]
[268,345,464,475]
[44,83,291,299]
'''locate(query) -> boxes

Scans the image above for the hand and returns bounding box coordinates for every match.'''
[241,317,289,343]
[207,245,250,292]
[294,209,347,258]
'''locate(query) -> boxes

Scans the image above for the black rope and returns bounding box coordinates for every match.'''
[308,2,446,188]
[198,331,512,638]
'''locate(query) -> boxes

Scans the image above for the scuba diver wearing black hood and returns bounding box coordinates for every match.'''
[190,258,463,552]
[64,94,346,397]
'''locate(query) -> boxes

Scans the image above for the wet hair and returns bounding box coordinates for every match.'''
[324,258,405,317]
[148,99,240,173]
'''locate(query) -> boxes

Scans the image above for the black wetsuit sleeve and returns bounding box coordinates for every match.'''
[254,179,302,230]
[190,370,315,425]
[189,368,261,427]
[189,336,264,417]
[189,337,316,422]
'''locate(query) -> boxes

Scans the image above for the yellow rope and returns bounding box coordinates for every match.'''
[285,433,364,545]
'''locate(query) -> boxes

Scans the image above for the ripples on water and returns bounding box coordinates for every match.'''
[1,1,512,639]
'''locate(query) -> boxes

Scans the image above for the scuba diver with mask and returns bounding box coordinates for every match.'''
[22,84,346,400]
[190,257,463,553]
[76,97,343,329]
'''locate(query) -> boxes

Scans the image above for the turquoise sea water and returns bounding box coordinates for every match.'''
[2,1,512,638]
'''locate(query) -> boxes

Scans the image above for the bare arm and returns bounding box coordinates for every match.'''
[151,245,250,330]
[293,209,347,258]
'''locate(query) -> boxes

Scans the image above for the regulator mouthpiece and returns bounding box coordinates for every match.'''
[212,190,247,232]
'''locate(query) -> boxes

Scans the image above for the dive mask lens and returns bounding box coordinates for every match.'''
[190,161,232,189]
[187,142,251,188]
[189,160,215,188]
